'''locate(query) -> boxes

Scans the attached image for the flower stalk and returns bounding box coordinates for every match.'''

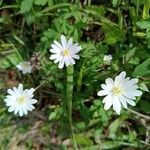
[66,65,78,150]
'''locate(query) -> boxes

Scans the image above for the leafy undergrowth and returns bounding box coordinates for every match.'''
[0,0,150,149]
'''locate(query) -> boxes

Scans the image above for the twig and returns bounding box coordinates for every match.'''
[34,81,46,91]
[32,111,47,121]
[128,108,150,120]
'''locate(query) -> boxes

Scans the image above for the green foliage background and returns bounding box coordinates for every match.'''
[0,0,150,149]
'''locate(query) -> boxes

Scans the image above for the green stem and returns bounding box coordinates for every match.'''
[142,0,150,19]
[66,65,78,150]
[0,5,19,10]
[136,0,139,19]
[41,3,72,13]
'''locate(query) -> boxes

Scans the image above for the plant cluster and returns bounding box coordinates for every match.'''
[0,0,150,149]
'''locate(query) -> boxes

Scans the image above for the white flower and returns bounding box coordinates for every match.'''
[4,84,37,116]
[97,71,142,114]
[103,55,112,64]
[17,61,32,74]
[50,35,82,69]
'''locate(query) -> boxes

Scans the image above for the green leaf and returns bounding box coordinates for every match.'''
[20,0,33,14]
[93,100,101,106]
[139,82,149,92]
[74,134,93,146]
[34,0,48,6]
[140,101,150,113]
[126,48,137,63]
[112,0,121,7]
[101,18,125,45]
[132,58,150,77]
[85,5,105,17]
[76,122,86,130]
[6,53,22,66]
[0,52,22,69]
[48,106,63,120]
[136,20,150,29]
[0,57,10,69]
[25,13,35,25]
[109,118,122,138]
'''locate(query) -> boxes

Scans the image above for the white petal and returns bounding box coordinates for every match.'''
[5,98,15,106]
[123,85,138,90]
[64,57,71,66]
[22,106,28,115]
[103,95,113,110]
[19,107,23,116]
[14,107,19,114]
[113,96,121,114]
[76,46,82,53]
[70,43,81,53]
[58,59,65,69]
[68,57,75,65]
[114,76,121,85]
[120,77,130,85]
[13,87,20,95]
[54,56,63,63]
[54,40,63,49]
[8,106,15,112]
[101,84,107,90]
[97,90,108,96]
[124,90,142,99]
[105,78,114,86]
[30,99,38,104]
[67,37,73,49]
[125,98,136,106]
[50,48,57,53]
[16,64,21,69]
[22,70,27,74]
[50,54,59,60]
[119,96,127,109]
[126,90,142,96]
[129,78,138,84]
[26,104,34,111]
[102,94,112,103]
[18,84,23,94]
[72,54,80,60]
[50,44,61,53]
[103,55,112,62]
[7,89,15,95]
[29,88,35,94]
[61,35,67,49]
[114,72,126,85]
[118,71,126,80]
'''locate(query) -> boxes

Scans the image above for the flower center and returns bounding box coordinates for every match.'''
[112,86,123,96]
[17,96,26,105]
[63,49,70,56]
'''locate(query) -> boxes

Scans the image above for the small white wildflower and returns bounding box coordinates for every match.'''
[103,55,113,64]
[50,35,82,69]
[97,71,142,114]
[17,61,32,74]
[4,84,37,116]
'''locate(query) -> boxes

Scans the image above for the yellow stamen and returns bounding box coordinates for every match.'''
[17,96,26,105]
[112,87,123,96]
[63,49,70,56]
